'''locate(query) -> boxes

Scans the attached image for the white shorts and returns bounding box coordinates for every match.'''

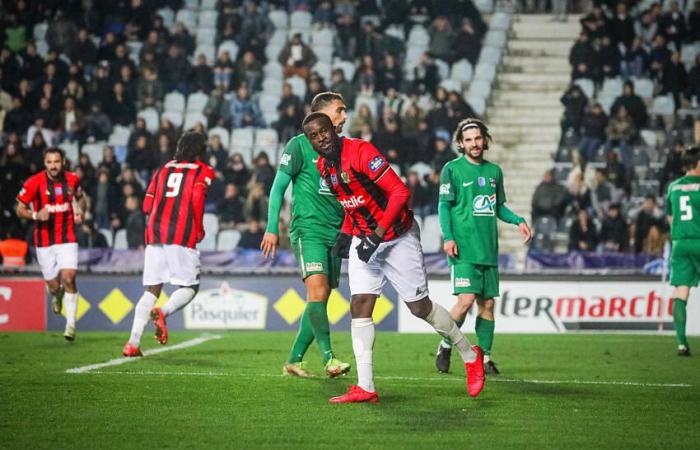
[348,221,429,303]
[143,244,201,287]
[36,243,78,280]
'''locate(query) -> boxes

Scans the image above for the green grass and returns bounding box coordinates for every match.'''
[1,331,699,449]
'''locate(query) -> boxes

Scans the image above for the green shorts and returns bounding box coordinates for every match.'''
[450,263,499,298]
[670,239,700,287]
[290,231,341,289]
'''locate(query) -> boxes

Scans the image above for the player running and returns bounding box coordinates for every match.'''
[16,147,87,341]
[261,92,351,378]
[302,112,485,403]
[434,118,532,375]
[122,131,215,356]
[666,145,700,357]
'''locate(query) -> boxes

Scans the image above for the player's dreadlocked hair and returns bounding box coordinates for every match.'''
[310,92,344,112]
[683,146,700,172]
[454,118,492,154]
[175,131,207,162]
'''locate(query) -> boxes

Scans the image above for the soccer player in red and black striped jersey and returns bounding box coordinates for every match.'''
[123,131,215,357]
[16,147,87,341]
[303,113,485,403]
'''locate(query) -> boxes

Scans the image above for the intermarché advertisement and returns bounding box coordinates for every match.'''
[1,275,698,335]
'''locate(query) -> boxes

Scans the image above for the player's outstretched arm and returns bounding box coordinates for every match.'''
[261,171,293,258]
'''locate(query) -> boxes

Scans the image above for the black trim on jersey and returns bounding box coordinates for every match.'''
[153,167,173,243]
[166,170,186,243]
[35,179,44,247]
[179,166,201,246]
[60,178,69,244]
[356,205,378,230]
[47,174,56,246]
[350,167,388,210]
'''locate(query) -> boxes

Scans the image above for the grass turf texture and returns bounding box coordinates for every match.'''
[1,332,698,449]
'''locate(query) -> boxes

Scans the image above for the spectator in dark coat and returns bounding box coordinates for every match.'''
[569,208,598,251]
[597,35,622,81]
[659,1,686,50]
[218,183,245,228]
[238,220,264,249]
[531,169,568,222]
[633,195,663,254]
[578,103,608,165]
[124,196,145,249]
[609,2,635,49]
[622,37,649,79]
[453,18,481,65]
[105,82,136,126]
[560,84,588,136]
[599,204,628,252]
[611,81,648,130]
[661,51,687,110]
[188,54,214,94]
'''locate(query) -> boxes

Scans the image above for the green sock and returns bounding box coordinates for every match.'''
[673,298,688,347]
[441,317,466,348]
[286,304,315,364]
[307,301,334,364]
[475,316,495,355]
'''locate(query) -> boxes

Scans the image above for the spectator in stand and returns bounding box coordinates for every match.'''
[349,104,375,137]
[689,1,700,42]
[335,0,357,60]
[59,96,84,143]
[604,151,629,194]
[429,16,456,63]
[137,66,163,109]
[611,81,648,130]
[117,65,137,103]
[635,9,658,47]
[208,134,228,173]
[27,129,48,173]
[229,83,264,128]
[77,219,109,249]
[591,168,623,218]
[188,54,214,94]
[622,38,649,79]
[329,69,355,109]
[354,54,377,95]
[599,203,628,252]
[531,169,568,223]
[171,22,195,56]
[278,33,317,80]
[605,105,636,165]
[98,146,121,182]
[203,87,231,127]
[249,151,275,195]
[124,195,145,249]
[160,44,190,95]
[661,142,685,194]
[217,183,245,229]
[356,19,384,62]
[106,82,136,126]
[224,153,250,192]
[4,97,32,136]
[92,168,120,229]
[569,31,597,81]
[560,84,587,138]
[236,51,263,93]
[661,51,687,110]
[686,54,700,105]
[581,5,608,41]
[610,2,635,49]
[660,1,686,50]
[239,1,273,59]
[432,131,457,172]
[312,0,335,27]
[569,208,598,251]
[155,134,174,167]
[650,34,672,82]
[126,135,155,181]
[0,141,29,229]
[277,82,303,117]
[406,171,434,219]
[632,194,664,254]
[155,117,179,148]
[565,169,592,215]
[577,102,608,165]
[304,73,327,106]
[238,220,264,249]
[642,223,666,256]
[244,183,268,223]
[377,54,403,94]
[213,50,235,92]
[274,103,304,144]
[413,51,439,95]
[70,28,98,71]
[453,18,481,65]
[597,35,622,81]
[62,79,85,107]
[374,116,407,170]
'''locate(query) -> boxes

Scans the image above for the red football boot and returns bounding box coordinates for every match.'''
[329,385,379,404]
[150,307,168,345]
[122,342,143,357]
[465,345,485,397]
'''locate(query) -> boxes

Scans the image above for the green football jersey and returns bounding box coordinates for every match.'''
[278,134,343,240]
[667,175,700,240]
[439,157,506,266]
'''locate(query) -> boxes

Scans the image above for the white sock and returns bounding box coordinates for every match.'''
[424,301,476,363]
[351,318,375,392]
[161,287,197,316]
[63,292,78,328]
[128,291,157,345]
[484,354,491,363]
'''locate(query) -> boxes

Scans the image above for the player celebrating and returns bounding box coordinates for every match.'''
[122,131,215,356]
[666,146,700,356]
[435,118,531,375]
[302,112,485,403]
[261,92,351,377]
[16,147,86,341]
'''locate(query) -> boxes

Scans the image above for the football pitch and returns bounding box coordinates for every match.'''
[1,332,698,449]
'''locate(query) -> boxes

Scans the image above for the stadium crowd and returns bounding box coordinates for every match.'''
[0,0,488,254]
[535,0,700,255]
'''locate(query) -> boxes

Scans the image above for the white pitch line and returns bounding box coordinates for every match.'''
[76,369,692,388]
[65,334,222,374]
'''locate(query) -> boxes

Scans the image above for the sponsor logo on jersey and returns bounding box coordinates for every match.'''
[478,177,486,187]
[305,262,324,272]
[455,277,471,287]
[463,181,474,187]
[490,177,496,188]
[439,183,451,195]
[330,173,338,186]
[55,186,63,195]
[415,286,427,296]
[312,158,318,163]
[319,178,332,195]
[339,195,365,209]
[368,156,385,172]
[280,154,291,166]
[46,202,71,213]
[672,183,700,192]
[473,194,496,216]
[204,176,212,186]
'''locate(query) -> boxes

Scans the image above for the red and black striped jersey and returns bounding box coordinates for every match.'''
[16,171,82,248]
[144,159,215,249]
[317,138,414,241]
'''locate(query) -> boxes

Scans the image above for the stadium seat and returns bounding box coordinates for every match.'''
[265,43,284,62]
[157,8,175,28]
[186,92,209,113]
[269,30,288,47]
[468,79,493,99]
[483,30,507,49]
[573,78,595,99]
[198,10,218,28]
[80,142,107,167]
[199,234,217,251]
[314,45,334,64]
[269,9,289,30]
[254,128,279,154]
[600,77,623,98]
[203,212,219,236]
[385,24,405,41]
[59,141,79,163]
[175,9,197,31]
[440,78,462,92]
[534,216,558,235]
[333,60,356,81]
[259,93,281,115]
[217,40,239,61]
[137,108,160,133]
[475,0,494,13]
[473,62,496,83]
[194,45,215,64]
[420,215,442,253]
[200,0,217,10]
[290,11,312,29]
[640,129,657,148]
[108,125,131,146]
[262,110,280,127]
[632,77,654,99]
[113,229,128,250]
[162,111,183,128]
[263,61,284,80]
[262,78,283,96]
[681,43,700,70]
[230,127,255,154]
[354,95,378,116]
[184,111,208,130]
[196,27,217,46]
[37,41,49,57]
[217,229,241,251]
[208,126,231,148]
[311,28,335,47]
[434,58,450,80]
[479,46,503,66]
[630,147,650,167]
[596,94,616,115]
[99,229,113,248]
[409,162,432,182]
[33,22,48,42]
[529,232,553,251]
[489,12,512,31]
[164,91,186,113]
[312,61,332,83]
[450,59,474,85]
[183,0,199,10]
[465,95,486,116]
[651,95,675,116]
[286,75,307,98]
[408,25,430,46]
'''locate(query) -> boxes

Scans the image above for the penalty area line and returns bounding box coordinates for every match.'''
[65,334,222,374]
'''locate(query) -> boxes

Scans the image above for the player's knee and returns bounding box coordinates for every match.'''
[456,295,475,313]
[307,285,330,302]
[406,296,432,319]
[60,272,76,291]
[179,284,199,295]
[350,294,375,317]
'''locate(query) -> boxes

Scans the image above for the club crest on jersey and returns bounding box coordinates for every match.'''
[490,178,496,188]
[368,156,385,172]
[473,194,496,216]
[330,173,338,186]
[478,177,486,187]
[340,172,350,183]
[280,154,291,166]
[55,186,63,195]
[439,183,451,195]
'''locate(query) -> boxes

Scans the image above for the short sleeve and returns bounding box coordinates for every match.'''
[278,137,303,177]
[438,164,454,202]
[356,141,390,181]
[497,166,506,204]
[16,177,36,206]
